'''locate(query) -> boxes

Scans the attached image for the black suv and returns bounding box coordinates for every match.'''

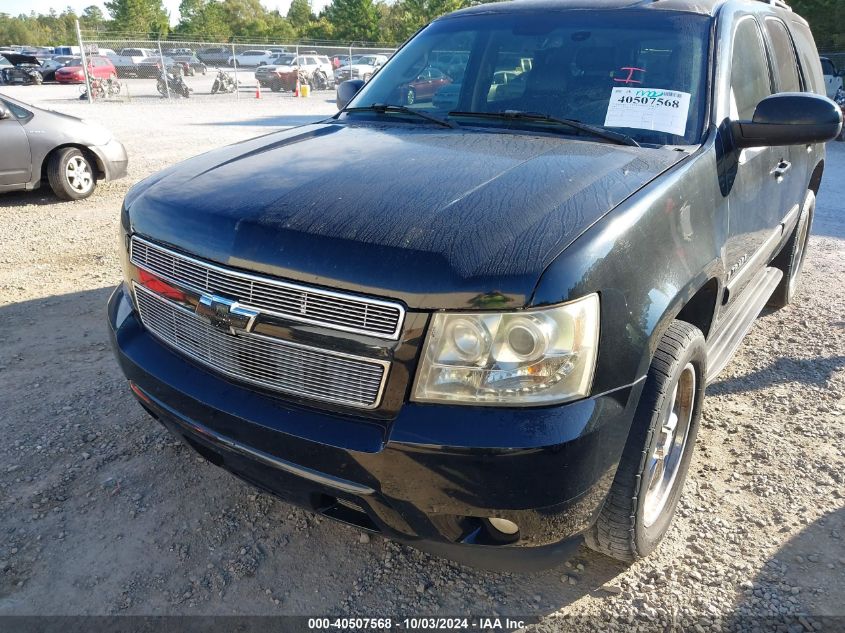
[108,0,841,570]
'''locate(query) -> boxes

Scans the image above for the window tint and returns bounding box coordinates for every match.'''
[730,19,772,120]
[764,19,800,92]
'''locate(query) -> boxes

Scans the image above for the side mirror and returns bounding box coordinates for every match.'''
[0,104,10,120]
[336,79,365,110]
[730,92,843,149]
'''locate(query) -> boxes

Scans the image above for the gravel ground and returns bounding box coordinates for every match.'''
[0,86,843,632]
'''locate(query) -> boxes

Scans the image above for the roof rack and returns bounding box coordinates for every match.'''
[757,0,792,12]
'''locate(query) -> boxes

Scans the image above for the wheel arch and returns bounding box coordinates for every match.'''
[39,143,105,183]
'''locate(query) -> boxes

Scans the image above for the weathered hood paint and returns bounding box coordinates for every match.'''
[125,122,685,309]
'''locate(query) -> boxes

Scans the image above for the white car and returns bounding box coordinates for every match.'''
[334,54,388,82]
[228,50,275,67]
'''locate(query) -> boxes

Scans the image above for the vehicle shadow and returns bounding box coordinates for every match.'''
[708,354,845,395]
[0,189,65,207]
[0,286,629,619]
[725,506,845,630]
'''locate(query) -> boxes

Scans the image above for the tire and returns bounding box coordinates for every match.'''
[585,320,706,562]
[768,190,814,309]
[47,147,96,201]
[406,87,416,105]
[211,80,219,94]
[363,73,372,82]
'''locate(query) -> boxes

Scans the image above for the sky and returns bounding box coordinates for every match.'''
[0,0,333,24]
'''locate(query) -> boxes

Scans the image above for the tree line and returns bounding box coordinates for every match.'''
[0,0,842,50]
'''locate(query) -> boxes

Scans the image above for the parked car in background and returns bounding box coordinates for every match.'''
[172,55,207,76]
[197,46,230,65]
[821,57,844,98]
[135,56,175,78]
[403,66,452,104]
[0,93,127,199]
[333,54,387,82]
[109,48,157,77]
[52,45,80,56]
[39,55,78,82]
[166,47,194,57]
[255,54,334,91]
[55,56,117,83]
[254,56,293,89]
[0,54,44,85]
[112,0,841,571]
[228,50,275,67]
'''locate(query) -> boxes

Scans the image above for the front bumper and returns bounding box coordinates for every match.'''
[108,283,641,570]
[90,138,128,182]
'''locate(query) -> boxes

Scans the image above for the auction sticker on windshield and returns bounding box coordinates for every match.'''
[604,88,692,137]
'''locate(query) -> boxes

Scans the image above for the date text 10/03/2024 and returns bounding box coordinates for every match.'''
[307,617,530,630]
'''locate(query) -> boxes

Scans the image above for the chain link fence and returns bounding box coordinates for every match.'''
[72,31,397,104]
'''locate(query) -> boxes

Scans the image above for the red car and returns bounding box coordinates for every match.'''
[55,56,117,83]
[405,66,452,105]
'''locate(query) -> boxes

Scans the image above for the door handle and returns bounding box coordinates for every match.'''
[771,160,792,182]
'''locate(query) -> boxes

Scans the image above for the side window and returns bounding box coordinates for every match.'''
[730,19,772,120]
[764,18,801,92]
[1,99,32,120]
[789,22,825,95]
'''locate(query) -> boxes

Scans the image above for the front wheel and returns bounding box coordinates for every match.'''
[47,148,96,200]
[211,80,219,94]
[586,320,706,562]
[406,87,416,105]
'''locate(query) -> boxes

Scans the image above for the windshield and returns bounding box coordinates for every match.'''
[347,10,712,145]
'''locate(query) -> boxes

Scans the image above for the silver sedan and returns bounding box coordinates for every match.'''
[0,94,128,200]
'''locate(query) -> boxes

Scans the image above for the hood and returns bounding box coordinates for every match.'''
[125,122,685,309]
[3,54,40,66]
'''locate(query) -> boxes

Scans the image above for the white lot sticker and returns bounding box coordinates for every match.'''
[604,87,692,137]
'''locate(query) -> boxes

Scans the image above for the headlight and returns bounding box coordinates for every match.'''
[412,294,599,406]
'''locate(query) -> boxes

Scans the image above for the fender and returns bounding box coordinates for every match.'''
[530,133,725,395]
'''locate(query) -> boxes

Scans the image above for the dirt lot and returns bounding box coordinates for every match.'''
[0,85,843,632]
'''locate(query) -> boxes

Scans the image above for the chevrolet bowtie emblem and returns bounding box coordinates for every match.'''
[196,294,259,335]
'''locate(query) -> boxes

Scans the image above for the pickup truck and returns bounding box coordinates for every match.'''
[108,48,158,77]
[109,0,841,571]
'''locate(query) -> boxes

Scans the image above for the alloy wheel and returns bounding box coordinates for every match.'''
[65,156,93,195]
[643,362,696,527]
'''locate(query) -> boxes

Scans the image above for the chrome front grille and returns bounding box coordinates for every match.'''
[130,236,404,339]
[133,284,389,409]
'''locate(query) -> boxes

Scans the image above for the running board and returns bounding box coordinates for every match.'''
[705,266,783,384]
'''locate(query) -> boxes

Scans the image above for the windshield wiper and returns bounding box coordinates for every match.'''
[343,103,458,129]
[448,110,640,147]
